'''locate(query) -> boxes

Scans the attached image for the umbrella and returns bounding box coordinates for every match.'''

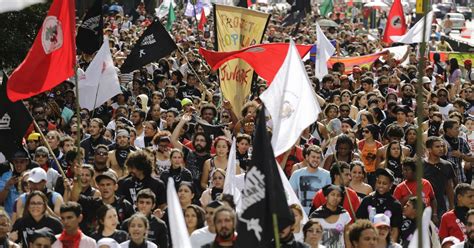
[364,1,389,8]
[317,19,339,28]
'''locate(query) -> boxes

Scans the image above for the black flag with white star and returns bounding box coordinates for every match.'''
[236,106,294,247]
[0,72,32,160]
[120,20,177,73]
[76,0,103,54]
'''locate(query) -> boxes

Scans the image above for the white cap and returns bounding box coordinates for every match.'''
[96,238,120,248]
[442,236,460,246]
[27,168,47,183]
[422,76,432,84]
[373,213,390,227]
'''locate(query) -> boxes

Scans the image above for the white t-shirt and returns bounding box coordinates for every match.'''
[315,212,352,248]
[190,226,216,248]
[120,240,157,248]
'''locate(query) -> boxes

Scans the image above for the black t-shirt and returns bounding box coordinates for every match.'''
[182,147,211,192]
[117,176,166,207]
[78,195,135,236]
[12,215,63,247]
[423,159,455,214]
[177,84,201,100]
[160,166,193,190]
[356,192,403,229]
[121,215,168,248]
[400,217,416,248]
[91,229,128,243]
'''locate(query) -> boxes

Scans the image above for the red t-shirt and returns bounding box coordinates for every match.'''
[276,147,304,178]
[393,179,435,207]
[312,187,361,223]
[439,210,466,242]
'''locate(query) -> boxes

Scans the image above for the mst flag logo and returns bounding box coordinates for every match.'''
[391,15,403,28]
[41,16,63,54]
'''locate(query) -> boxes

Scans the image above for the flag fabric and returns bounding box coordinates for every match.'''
[259,41,321,157]
[0,0,45,13]
[120,20,177,73]
[76,0,103,54]
[198,8,206,31]
[328,51,388,74]
[195,119,226,139]
[155,0,176,19]
[223,138,242,210]
[315,23,335,81]
[199,43,312,83]
[382,0,407,44]
[391,11,434,44]
[0,73,33,160]
[277,162,309,223]
[166,2,176,31]
[408,207,432,248]
[78,39,122,111]
[236,107,294,247]
[7,0,76,102]
[166,178,192,247]
[319,0,333,17]
[185,0,211,19]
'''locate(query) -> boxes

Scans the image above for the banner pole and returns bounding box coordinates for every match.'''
[272,213,280,248]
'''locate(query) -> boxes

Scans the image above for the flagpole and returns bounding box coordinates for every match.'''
[272,213,281,248]
[415,0,429,246]
[177,46,207,88]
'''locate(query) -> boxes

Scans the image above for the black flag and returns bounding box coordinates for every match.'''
[236,107,294,247]
[0,72,33,160]
[120,20,177,73]
[76,0,103,54]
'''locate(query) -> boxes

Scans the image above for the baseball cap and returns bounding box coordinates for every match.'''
[442,236,460,246]
[28,167,47,183]
[373,213,390,227]
[95,170,118,184]
[181,98,193,107]
[27,227,56,243]
[464,60,472,66]
[422,76,431,84]
[27,133,41,141]
[11,148,29,160]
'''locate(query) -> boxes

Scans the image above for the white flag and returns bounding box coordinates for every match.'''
[155,0,176,19]
[408,207,432,248]
[78,38,122,111]
[391,11,434,44]
[277,162,309,223]
[223,138,241,210]
[260,40,321,157]
[315,23,335,81]
[0,0,45,13]
[167,178,192,247]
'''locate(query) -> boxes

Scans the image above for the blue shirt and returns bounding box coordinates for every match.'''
[0,171,20,216]
[289,167,331,214]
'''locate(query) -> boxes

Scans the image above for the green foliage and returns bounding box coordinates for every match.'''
[0,2,52,70]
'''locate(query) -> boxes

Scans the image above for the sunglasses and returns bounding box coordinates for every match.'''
[222,115,230,118]
[363,130,370,134]
[33,111,44,115]
[35,153,48,158]
[95,151,108,156]
[47,135,56,140]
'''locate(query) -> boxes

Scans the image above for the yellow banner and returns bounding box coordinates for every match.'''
[215,4,269,117]
[416,0,424,14]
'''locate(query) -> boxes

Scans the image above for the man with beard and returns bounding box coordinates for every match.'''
[107,129,134,179]
[437,88,454,119]
[289,145,331,215]
[117,150,166,209]
[191,200,224,248]
[452,209,474,247]
[130,109,146,138]
[161,85,182,111]
[439,183,474,242]
[202,206,237,248]
[399,84,416,109]
[80,118,112,164]
[171,113,211,193]
[92,145,111,178]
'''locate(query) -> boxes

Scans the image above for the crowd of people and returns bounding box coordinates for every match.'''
[1,0,474,247]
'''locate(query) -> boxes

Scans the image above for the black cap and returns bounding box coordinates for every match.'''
[375,168,395,182]
[11,148,29,160]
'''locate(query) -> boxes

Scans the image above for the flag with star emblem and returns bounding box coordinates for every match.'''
[76,0,103,54]
[120,20,177,73]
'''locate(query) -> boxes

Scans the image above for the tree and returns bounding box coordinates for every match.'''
[0,2,51,70]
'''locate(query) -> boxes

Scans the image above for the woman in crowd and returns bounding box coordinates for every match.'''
[200,136,240,190]
[184,205,206,236]
[160,149,193,190]
[303,218,325,248]
[178,182,196,209]
[120,213,157,248]
[380,141,404,186]
[348,219,378,248]
[358,124,382,187]
[200,169,225,207]
[404,126,418,158]
[448,58,462,84]
[11,191,63,247]
[349,162,373,199]
[290,204,305,242]
[355,111,375,140]
[236,134,251,171]
[372,214,402,248]
[310,184,351,247]
[341,90,358,120]
[33,147,60,192]
[91,204,128,243]
[153,132,172,175]
[0,209,19,247]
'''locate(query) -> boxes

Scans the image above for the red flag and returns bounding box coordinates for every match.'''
[382,0,407,44]
[7,0,76,101]
[198,8,206,31]
[199,43,312,83]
